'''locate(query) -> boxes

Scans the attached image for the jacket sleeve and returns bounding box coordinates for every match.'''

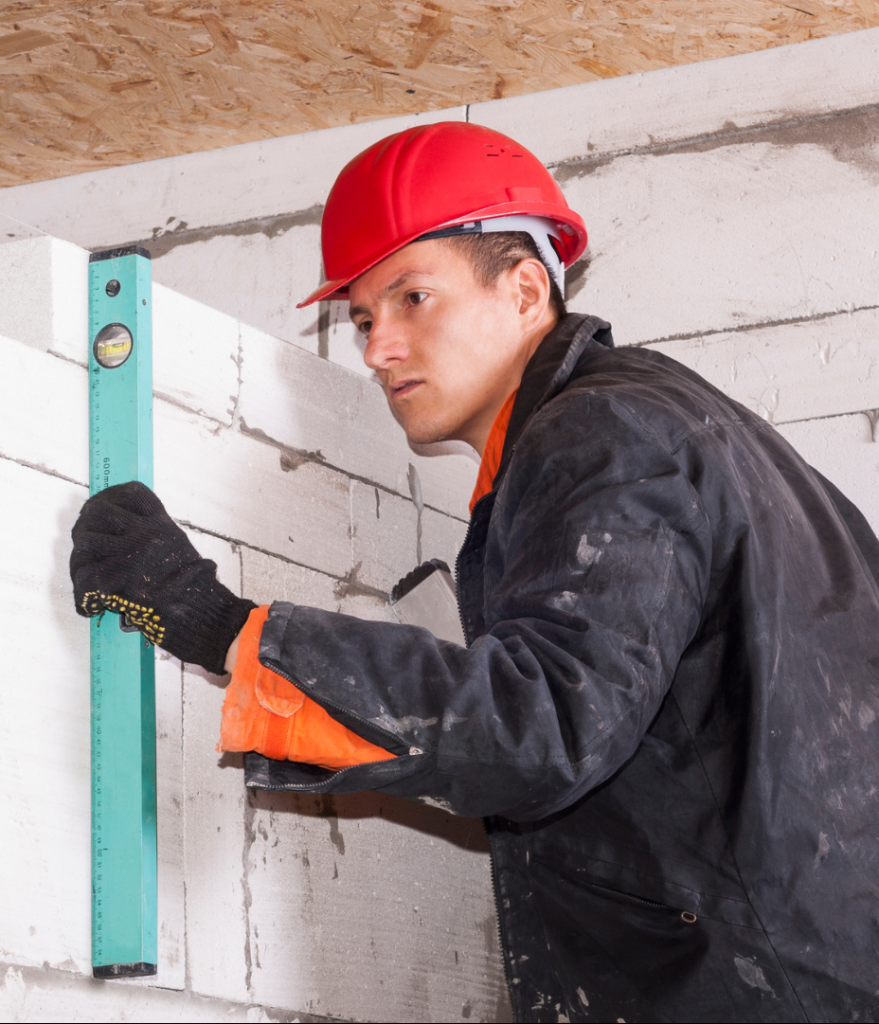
[255,391,712,821]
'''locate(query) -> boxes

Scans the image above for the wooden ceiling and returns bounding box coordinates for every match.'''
[1,2,877,188]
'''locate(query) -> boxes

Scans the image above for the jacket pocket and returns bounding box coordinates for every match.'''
[532,844,763,930]
[578,876,701,926]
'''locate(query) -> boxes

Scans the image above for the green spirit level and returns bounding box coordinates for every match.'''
[87,246,157,978]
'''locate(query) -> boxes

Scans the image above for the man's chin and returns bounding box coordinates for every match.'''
[403,426,451,446]
[398,414,453,447]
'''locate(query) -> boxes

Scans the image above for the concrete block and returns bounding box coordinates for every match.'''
[241,547,395,627]
[0,461,91,975]
[776,413,879,539]
[562,138,879,344]
[246,790,508,1023]
[238,320,395,481]
[181,533,252,1004]
[0,211,44,245]
[407,446,477,524]
[153,654,185,990]
[241,546,338,611]
[336,591,397,625]
[0,236,88,356]
[0,108,467,250]
[182,664,250,1005]
[149,223,324,361]
[351,480,419,594]
[650,307,879,425]
[154,401,352,579]
[0,960,289,1023]
[471,27,879,165]
[152,283,241,425]
[421,509,470,576]
[151,530,241,996]
[0,335,88,486]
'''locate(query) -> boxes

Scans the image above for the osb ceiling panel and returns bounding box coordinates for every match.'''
[1,1,877,187]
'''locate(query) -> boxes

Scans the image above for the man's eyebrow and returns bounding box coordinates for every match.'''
[349,269,435,320]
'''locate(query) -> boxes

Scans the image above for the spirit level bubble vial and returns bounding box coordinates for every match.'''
[88,246,157,978]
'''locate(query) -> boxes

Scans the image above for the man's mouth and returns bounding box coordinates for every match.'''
[390,379,422,401]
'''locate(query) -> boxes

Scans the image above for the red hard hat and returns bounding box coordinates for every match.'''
[298,121,587,307]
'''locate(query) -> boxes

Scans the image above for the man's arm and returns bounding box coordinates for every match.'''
[251,390,712,821]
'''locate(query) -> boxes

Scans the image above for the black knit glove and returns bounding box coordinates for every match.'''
[70,481,256,674]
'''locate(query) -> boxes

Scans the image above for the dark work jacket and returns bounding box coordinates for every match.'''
[246,314,879,1023]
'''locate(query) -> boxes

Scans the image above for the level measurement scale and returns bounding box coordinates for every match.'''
[88,246,157,978]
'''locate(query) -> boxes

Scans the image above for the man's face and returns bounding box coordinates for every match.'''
[348,239,535,452]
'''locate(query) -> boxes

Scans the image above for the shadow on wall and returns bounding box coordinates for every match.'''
[55,485,91,674]
[565,253,592,305]
[251,788,490,855]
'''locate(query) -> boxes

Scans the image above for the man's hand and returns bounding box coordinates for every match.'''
[70,481,256,675]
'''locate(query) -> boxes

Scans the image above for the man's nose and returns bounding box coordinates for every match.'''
[363,314,408,372]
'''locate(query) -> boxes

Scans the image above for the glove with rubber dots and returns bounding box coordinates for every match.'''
[70,481,256,674]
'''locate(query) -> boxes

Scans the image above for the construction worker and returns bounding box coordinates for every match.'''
[70,122,879,1023]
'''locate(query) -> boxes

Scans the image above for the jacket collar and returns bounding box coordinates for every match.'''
[494,313,613,487]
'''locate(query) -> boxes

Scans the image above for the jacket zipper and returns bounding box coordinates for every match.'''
[454,500,519,1021]
[453,491,492,650]
[483,818,520,1022]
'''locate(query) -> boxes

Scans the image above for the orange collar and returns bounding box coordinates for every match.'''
[469,389,518,514]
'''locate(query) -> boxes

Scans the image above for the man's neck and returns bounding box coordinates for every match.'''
[469,313,559,455]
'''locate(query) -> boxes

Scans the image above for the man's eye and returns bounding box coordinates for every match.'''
[357,320,372,337]
[407,291,428,306]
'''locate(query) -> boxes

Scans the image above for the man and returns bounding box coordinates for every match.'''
[71,122,879,1023]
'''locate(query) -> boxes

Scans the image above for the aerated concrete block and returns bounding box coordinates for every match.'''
[420,509,470,577]
[153,654,186,990]
[152,283,241,425]
[0,335,88,486]
[241,546,339,610]
[562,137,879,346]
[237,320,401,487]
[321,299,371,378]
[154,401,352,579]
[241,547,396,625]
[246,789,508,1023]
[408,446,477,523]
[350,480,419,594]
[0,462,91,975]
[0,457,194,988]
[0,236,87,357]
[0,960,282,1023]
[651,308,879,425]
[149,222,325,361]
[180,533,251,1005]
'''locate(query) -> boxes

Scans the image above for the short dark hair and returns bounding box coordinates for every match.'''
[442,232,567,322]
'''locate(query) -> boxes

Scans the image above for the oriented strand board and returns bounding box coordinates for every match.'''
[0,2,877,187]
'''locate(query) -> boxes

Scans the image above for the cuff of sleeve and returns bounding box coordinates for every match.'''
[217,605,396,770]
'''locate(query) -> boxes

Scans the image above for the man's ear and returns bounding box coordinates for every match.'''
[514,257,553,324]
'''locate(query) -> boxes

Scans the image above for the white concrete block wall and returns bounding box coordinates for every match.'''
[2,25,879,1024]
